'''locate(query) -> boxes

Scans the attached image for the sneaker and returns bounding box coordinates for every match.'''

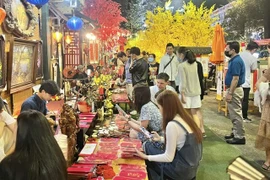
[224,133,234,139]
[226,137,246,145]
[202,133,207,138]
[130,110,137,115]
[243,118,252,123]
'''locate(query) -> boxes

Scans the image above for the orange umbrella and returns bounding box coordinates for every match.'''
[0,8,6,25]
[210,24,225,64]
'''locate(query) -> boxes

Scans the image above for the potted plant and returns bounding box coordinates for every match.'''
[77,81,99,113]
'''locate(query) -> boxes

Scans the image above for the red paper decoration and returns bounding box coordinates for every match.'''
[83,0,128,50]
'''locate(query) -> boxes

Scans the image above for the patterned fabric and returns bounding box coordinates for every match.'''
[138,102,163,141]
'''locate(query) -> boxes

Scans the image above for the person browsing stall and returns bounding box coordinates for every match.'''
[21,80,60,115]
[0,110,67,180]
[150,73,175,103]
[119,86,162,141]
[136,90,202,180]
[129,47,149,87]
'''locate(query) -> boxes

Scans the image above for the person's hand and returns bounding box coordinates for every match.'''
[181,94,186,104]
[135,148,148,159]
[226,93,232,103]
[151,131,161,142]
[118,114,130,122]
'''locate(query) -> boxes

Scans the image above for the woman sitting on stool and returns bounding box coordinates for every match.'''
[136,90,203,180]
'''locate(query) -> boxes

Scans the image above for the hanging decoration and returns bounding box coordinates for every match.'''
[53,31,63,43]
[66,16,84,31]
[65,35,72,45]
[0,8,6,25]
[26,0,49,9]
[83,0,128,50]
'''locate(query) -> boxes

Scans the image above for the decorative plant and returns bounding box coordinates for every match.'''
[77,81,99,106]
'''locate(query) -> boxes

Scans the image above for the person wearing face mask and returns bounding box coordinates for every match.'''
[148,54,159,86]
[224,41,246,145]
[239,41,259,123]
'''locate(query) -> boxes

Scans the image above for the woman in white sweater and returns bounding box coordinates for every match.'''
[177,48,206,137]
[136,90,202,180]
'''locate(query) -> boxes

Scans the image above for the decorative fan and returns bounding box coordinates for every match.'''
[63,66,76,78]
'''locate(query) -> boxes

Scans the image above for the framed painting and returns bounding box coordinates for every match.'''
[0,35,7,89]
[36,41,43,80]
[8,38,38,94]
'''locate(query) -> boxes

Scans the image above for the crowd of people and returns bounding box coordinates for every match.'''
[0,41,269,179]
[115,41,270,178]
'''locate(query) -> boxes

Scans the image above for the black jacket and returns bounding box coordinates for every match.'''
[129,58,149,86]
[196,61,205,100]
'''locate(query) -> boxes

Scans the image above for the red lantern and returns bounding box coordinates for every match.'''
[0,8,6,25]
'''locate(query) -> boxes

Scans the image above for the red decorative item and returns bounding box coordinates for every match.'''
[83,0,128,49]
[99,87,104,95]
[77,101,91,113]
[113,176,144,180]
[0,8,6,25]
[119,170,147,179]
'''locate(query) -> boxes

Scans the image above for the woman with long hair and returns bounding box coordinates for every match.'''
[255,67,270,171]
[0,110,67,180]
[119,86,162,140]
[177,48,206,137]
[136,90,202,180]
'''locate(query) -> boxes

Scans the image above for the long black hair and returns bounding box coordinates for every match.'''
[134,86,151,113]
[177,47,196,64]
[0,110,67,180]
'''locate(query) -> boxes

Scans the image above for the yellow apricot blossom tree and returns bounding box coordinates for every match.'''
[126,1,217,62]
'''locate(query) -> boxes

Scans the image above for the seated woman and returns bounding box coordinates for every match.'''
[136,90,203,180]
[0,110,67,180]
[0,98,17,161]
[120,86,163,141]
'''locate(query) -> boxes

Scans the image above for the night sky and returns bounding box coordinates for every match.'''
[113,0,229,17]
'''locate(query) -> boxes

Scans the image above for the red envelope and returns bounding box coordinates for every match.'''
[122,138,142,143]
[99,142,119,147]
[113,176,144,180]
[67,167,92,173]
[77,159,110,165]
[119,164,146,171]
[120,142,142,148]
[121,147,143,153]
[100,138,120,142]
[79,119,93,123]
[119,170,147,179]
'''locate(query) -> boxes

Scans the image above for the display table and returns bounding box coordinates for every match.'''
[111,89,130,112]
[68,115,148,180]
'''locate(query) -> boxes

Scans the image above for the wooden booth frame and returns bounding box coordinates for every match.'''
[1,0,38,38]
[36,41,43,80]
[7,38,38,94]
[0,35,7,90]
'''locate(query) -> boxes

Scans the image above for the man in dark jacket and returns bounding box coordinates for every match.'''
[129,47,149,87]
